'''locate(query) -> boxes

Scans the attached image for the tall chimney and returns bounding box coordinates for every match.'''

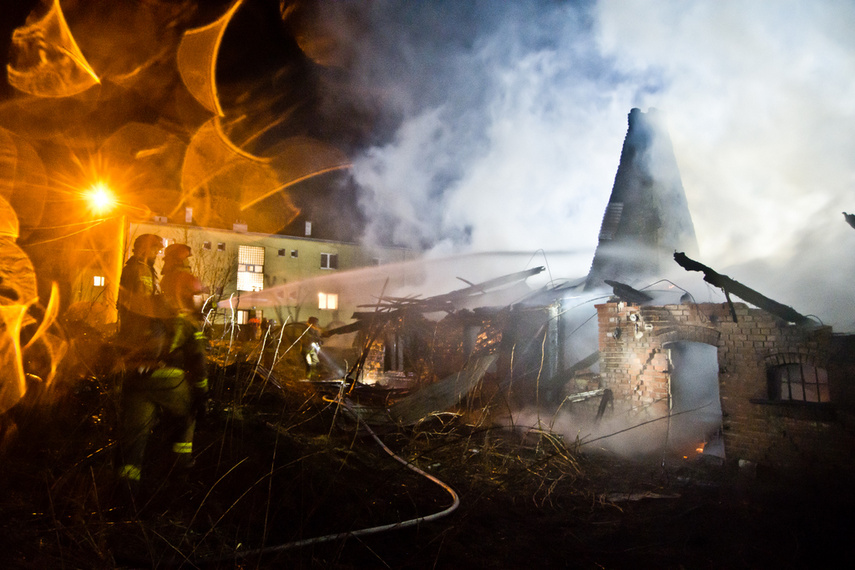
[585,108,698,290]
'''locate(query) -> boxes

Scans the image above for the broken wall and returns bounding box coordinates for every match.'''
[597,300,855,476]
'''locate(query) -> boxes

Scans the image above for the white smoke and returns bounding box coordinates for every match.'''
[333,0,855,330]
[595,0,855,330]
[346,1,631,273]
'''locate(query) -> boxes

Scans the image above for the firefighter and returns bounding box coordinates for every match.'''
[160,243,204,320]
[116,243,208,497]
[160,243,208,402]
[302,316,323,379]
[117,233,164,340]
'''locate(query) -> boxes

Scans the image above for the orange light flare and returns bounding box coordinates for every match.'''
[85,181,117,215]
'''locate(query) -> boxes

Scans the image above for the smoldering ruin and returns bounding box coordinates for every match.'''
[2,1,855,568]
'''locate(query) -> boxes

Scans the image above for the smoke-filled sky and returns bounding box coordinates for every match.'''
[315,0,855,329]
[2,0,853,329]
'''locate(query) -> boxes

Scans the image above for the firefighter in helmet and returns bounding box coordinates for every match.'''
[116,243,209,497]
[117,234,164,347]
[160,243,204,320]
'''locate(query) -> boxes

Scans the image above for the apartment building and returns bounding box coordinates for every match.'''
[73,217,414,329]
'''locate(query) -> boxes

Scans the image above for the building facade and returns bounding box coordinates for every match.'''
[73,218,415,330]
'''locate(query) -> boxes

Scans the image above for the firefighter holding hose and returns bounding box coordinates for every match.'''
[302,316,324,379]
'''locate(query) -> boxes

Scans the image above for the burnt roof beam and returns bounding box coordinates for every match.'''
[673,252,812,326]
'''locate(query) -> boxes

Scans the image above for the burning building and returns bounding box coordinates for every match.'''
[313,107,855,482]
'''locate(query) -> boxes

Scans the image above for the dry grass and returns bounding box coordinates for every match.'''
[2,338,852,569]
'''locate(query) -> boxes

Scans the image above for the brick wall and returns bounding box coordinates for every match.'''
[596,301,855,475]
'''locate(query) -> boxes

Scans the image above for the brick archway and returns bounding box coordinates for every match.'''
[656,324,720,348]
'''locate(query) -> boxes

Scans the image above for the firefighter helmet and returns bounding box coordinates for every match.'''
[133,233,163,254]
[164,243,192,262]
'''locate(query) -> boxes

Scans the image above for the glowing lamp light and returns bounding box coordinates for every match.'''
[86,182,116,214]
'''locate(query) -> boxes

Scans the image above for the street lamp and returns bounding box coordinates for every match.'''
[77,180,126,324]
[85,181,117,215]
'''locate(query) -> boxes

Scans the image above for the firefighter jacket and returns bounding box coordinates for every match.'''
[117,255,168,365]
[164,314,209,397]
[160,262,203,321]
[160,263,208,395]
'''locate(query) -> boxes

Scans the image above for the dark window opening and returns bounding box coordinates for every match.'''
[320,253,338,270]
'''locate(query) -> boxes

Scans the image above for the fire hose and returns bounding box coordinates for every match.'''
[195,396,460,564]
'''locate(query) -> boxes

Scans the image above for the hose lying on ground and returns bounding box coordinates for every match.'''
[195,395,460,564]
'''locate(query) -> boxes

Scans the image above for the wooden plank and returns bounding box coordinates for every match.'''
[389,354,498,426]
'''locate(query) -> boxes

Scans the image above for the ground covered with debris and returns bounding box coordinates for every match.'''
[1,353,853,569]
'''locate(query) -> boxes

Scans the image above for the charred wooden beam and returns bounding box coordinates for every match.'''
[330,267,546,335]
[432,266,545,304]
[604,280,653,304]
[673,252,812,326]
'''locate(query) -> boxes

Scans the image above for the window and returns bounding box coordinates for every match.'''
[237,245,265,292]
[237,273,264,292]
[320,253,338,270]
[203,241,211,250]
[318,292,338,310]
[278,248,286,257]
[291,249,298,258]
[93,275,105,287]
[217,242,225,251]
[767,363,829,403]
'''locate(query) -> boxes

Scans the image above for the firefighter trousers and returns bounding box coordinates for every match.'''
[118,366,196,483]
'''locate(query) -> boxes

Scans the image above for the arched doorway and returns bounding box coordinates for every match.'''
[665,341,724,458]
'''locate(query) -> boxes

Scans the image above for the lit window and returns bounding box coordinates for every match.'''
[239,245,264,265]
[318,292,338,310]
[767,363,830,403]
[237,272,264,292]
[237,245,265,292]
[93,275,105,287]
[320,252,338,270]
